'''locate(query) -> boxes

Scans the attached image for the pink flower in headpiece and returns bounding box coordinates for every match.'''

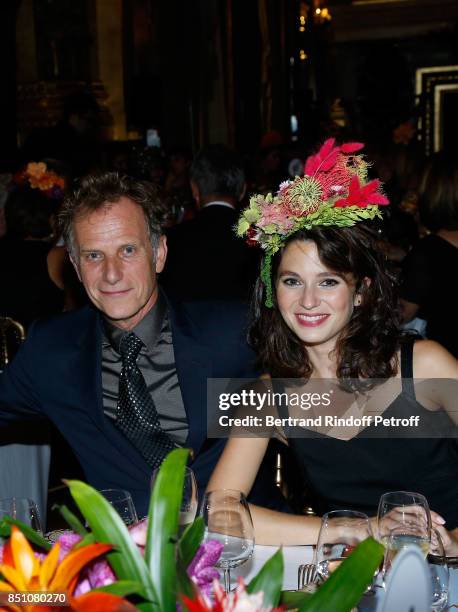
[278,180,292,193]
[257,203,294,234]
[334,175,389,208]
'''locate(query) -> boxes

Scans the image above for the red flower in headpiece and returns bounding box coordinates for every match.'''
[245,226,259,246]
[304,138,364,177]
[334,176,389,208]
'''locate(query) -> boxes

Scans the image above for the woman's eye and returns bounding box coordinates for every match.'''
[320,278,339,287]
[282,277,301,286]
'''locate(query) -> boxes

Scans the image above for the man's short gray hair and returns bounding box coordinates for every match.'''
[58,172,166,261]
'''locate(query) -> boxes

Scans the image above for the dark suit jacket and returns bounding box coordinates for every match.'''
[0,299,260,516]
[160,205,260,302]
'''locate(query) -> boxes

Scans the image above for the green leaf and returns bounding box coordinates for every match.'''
[145,448,189,612]
[1,517,51,551]
[237,219,250,235]
[298,537,384,612]
[176,559,199,611]
[75,533,96,549]
[247,547,284,607]
[178,516,204,568]
[53,503,88,536]
[93,580,144,597]
[66,479,156,608]
[280,590,312,608]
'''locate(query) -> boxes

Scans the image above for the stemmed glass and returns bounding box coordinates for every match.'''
[0,497,43,534]
[99,489,138,526]
[200,489,254,593]
[315,510,373,581]
[152,466,198,533]
[429,528,449,611]
[377,491,431,570]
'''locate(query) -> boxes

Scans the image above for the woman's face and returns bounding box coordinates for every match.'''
[276,240,360,349]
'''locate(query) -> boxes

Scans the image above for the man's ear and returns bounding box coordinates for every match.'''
[69,254,82,282]
[238,182,247,202]
[190,180,200,205]
[155,235,167,273]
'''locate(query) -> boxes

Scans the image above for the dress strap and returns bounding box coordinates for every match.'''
[400,338,416,399]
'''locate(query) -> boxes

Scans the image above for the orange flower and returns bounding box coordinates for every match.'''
[25,163,47,180]
[0,526,133,612]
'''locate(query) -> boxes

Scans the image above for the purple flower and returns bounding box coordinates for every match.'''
[188,540,224,599]
[54,532,115,595]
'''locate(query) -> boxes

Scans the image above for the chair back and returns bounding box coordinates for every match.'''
[0,317,26,370]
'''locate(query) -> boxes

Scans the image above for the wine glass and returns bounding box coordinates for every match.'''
[377,491,431,570]
[99,489,138,526]
[200,489,254,593]
[0,497,43,534]
[429,528,449,611]
[315,510,372,581]
[151,466,198,533]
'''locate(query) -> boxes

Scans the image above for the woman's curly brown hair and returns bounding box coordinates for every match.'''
[249,224,405,380]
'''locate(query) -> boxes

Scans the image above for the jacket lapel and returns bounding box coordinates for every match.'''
[167,301,213,457]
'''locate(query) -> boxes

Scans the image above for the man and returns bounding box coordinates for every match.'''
[0,172,262,516]
[160,144,260,301]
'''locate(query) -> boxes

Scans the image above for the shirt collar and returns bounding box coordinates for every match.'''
[201,200,236,210]
[102,290,167,353]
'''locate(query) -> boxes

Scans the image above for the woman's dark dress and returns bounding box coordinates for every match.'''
[280,341,458,528]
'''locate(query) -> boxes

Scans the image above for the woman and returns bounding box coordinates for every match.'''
[401,152,458,357]
[0,162,65,329]
[207,140,458,551]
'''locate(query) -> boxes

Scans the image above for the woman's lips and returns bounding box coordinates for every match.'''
[295,313,330,327]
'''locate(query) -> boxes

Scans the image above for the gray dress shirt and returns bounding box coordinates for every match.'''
[101,293,188,445]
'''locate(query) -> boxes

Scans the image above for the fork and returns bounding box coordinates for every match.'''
[298,563,318,590]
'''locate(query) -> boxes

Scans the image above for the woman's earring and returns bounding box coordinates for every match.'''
[354,295,362,306]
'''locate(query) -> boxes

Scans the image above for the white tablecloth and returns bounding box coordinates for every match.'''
[233,544,314,591]
[233,544,458,608]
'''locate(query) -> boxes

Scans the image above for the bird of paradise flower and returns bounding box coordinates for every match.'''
[0,526,134,611]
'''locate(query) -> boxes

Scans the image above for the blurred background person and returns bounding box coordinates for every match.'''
[0,162,65,332]
[19,92,102,178]
[160,144,260,302]
[401,152,458,357]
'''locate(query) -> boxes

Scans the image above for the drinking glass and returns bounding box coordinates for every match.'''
[99,489,138,526]
[0,497,43,534]
[151,466,198,533]
[200,489,254,592]
[377,491,431,570]
[429,528,449,611]
[315,510,372,581]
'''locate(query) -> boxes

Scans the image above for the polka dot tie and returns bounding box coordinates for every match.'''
[115,332,176,469]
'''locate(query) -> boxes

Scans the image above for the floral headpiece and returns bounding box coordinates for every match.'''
[237,139,389,306]
[12,161,65,200]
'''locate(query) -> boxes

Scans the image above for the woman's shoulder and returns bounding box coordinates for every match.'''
[412,339,458,378]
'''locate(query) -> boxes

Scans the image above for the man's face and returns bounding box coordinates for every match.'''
[71,197,167,330]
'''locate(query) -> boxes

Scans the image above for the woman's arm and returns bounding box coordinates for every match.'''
[413,339,458,422]
[413,340,458,550]
[207,436,321,545]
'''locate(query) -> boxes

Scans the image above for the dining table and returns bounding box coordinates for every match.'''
[235,544,313,591]
[234,544,458,609]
